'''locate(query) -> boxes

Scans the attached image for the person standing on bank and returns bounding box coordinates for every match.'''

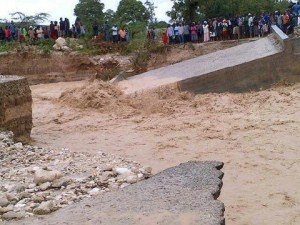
[112,24,118,43]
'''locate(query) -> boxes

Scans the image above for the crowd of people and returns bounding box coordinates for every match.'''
[0,2,299,45]
[0,17,132,44]
[0,18,72,43]
[161,2,300,45]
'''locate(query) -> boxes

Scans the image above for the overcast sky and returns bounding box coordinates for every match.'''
[0,0,172,24]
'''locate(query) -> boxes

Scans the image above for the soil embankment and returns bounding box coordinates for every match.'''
[0,76,32,140]
[0,40,243,86]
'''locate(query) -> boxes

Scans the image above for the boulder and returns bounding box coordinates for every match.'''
[31,194,45,203]
[55,37,67,48]
[5,193,18,202]
[34,169,63,185]
[0,194,9,207]
[33,201,54,215]
[51,178,70,188]
[39,182,51,191]
[52,44,61,51]
[52,38,71,51]
[61,46,72,52]
[0,206,13,214]
[126,175,138,184]
[2,211,25,220]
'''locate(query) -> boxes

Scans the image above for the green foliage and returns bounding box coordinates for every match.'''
[145,0,157,24]
[104,9,116,27]
[168,0,291,22]
[128,21,148,40]
[130,50,150,73]
[153,21,168,29]
[167,0,202,22]
[74,0,105,35]
[0,41,20,52]
[115,0,150,25]
[121,29,145,54]
[36,39,55,55]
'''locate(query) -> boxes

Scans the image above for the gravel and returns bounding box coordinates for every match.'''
[0,131,151,222]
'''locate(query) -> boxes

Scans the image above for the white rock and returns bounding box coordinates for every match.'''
[62,46,72,52]
[55,37,67,47]
[39,182,51,191]
[115,167,131,175]
[137,173,144,180]
[34,169,63,185]
[89,188,100,196]
[31,166,41,172]
[120,183,130,189]
[14,203,26,208]
[14,142,23,149]
[126,175,138,184]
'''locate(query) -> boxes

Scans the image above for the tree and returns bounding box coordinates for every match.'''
[167,0,291,22]
[144,0,157,25]
[0,12,50,26]
[115,0,150,25]
[115,0,150,38]
[104,9,116,24]
[74,0,105,34]
[166,0,202,23]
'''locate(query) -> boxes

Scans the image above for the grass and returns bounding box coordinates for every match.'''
[36,39,55,55]
[0,41,20,52]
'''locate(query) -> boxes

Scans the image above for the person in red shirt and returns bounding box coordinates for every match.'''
[5,26,11,41]
[162,28,168,44]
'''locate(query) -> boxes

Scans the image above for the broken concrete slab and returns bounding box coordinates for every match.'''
[5,161,225,225]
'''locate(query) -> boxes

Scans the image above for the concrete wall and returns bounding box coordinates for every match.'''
[179,27,300,94]
[0,76,32,140]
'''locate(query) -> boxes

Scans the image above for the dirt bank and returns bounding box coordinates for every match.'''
[30,80,300,225]
[0,40,245,85]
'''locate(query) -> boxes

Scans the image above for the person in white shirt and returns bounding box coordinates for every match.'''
[178,23,184,44]
[248,13,254,37]
[167,24,174,44]
[203,21,209,42]
[112,24,118,43]
[36,26,44,39]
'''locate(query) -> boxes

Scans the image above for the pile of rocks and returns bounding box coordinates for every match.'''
[91,54,132,68]
[0,131,151,221]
